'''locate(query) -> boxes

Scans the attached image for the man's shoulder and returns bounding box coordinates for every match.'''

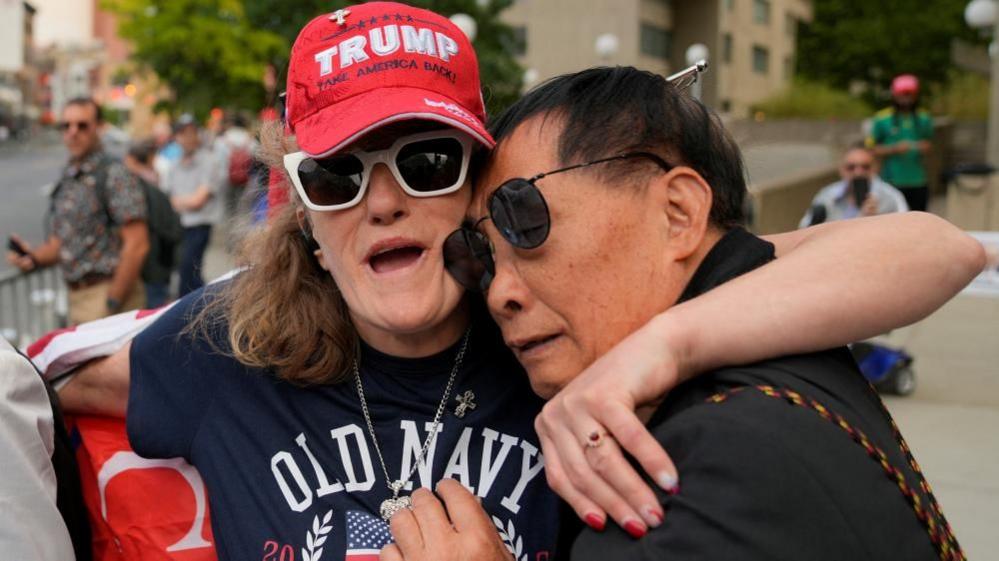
[873,107,895,120]
[648,349,868,449]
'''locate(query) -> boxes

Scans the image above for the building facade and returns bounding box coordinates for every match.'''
[501,0,812,117]
[0,0,38,137]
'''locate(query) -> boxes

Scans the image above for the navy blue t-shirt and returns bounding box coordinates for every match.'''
[127,286,560,561]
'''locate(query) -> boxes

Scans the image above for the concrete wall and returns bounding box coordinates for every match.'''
[713,0,812,116]
[749,163,838,234]
[503,0,646,84]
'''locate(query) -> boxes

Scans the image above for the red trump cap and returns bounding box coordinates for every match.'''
[285,2,494,158]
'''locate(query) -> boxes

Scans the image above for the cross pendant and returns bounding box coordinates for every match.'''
[329,8,351,25]
[454,390,476,418]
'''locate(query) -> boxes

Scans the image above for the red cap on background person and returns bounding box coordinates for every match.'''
[891,74,919,96]
[285,1,493,158]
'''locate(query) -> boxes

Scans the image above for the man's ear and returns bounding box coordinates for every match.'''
[652,167,712,261]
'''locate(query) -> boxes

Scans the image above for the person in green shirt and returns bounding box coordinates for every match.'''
[868,74,933,211]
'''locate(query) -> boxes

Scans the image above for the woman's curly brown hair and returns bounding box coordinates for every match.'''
[190,121,359,385]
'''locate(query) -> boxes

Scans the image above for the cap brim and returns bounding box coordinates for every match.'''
[295,87,494,158]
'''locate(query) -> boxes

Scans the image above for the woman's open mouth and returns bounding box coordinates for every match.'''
[369,246,426,273]
[365,238,429,275]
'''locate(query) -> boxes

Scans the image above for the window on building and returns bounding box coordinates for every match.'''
[784,55,794,80]
[507,25,527,57]
[720,99,732,112]
[785,13,797,36]
[752,45,769,74]
[640,22,672,59]
[722,33,733,64]
[753,0,770,24]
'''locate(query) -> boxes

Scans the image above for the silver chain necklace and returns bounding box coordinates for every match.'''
[353,329,471,521]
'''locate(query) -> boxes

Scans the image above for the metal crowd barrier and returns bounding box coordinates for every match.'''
[0,266,67,348]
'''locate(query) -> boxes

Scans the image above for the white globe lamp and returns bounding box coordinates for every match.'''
[449,13,478,41]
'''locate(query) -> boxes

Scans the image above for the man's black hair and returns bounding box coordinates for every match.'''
[486,66,746,228]
[64,96,103,123]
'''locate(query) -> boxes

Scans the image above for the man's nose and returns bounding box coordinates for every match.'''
[364,163,408,225]
[485,248,530,320]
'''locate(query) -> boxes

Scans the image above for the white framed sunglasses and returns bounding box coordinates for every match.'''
[283,130,475,212]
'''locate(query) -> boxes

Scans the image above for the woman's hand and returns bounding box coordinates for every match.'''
[381,480,511,561]
[534,313,683,538]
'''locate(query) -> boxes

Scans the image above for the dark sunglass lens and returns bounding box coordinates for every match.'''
[396,137,464,192]
[489,179,550,249]
[443,228,495,292]
[298,154,364,206]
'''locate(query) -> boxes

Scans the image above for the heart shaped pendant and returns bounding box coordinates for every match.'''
[380,495,412,521]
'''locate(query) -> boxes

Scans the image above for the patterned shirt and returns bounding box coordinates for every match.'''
[48,148,146,283]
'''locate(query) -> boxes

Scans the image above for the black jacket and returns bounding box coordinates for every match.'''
[570,229,959,561]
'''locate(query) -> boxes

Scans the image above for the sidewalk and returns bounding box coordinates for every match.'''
[879,293,999,559]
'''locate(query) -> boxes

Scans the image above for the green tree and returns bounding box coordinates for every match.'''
[797,0,982,105]
[105,0,286,118]
[108,0,523,119]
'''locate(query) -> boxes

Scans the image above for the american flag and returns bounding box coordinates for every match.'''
[345,510,393,561]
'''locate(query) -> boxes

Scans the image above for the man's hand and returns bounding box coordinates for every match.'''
[534,314,682,537]
[6,233,36,271]
[860,194,879,217]
[381,480,511,561]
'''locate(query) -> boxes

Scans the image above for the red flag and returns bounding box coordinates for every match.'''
[72,416,216,561]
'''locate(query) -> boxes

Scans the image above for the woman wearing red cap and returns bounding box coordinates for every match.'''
[61,4,982,560]
[868,74,934,211]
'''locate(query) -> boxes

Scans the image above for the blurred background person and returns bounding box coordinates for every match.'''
[161,114,221,297]
[5,97,148,324]
[125,139,181,308]
[801,145,908,227]
[868,74,933,212]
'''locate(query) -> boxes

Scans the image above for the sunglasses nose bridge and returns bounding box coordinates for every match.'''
[364,162,411,219]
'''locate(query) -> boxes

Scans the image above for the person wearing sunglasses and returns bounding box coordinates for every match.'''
[388,67,980,561]
[55,5,982,561]
[800,145,909,228]
[6,96,149,324]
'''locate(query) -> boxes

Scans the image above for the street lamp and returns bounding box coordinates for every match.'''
[449,13,477,42]
[965,0,999,165]
[685,43,709,101]
[594,33,620,62]
[523,68,539,89]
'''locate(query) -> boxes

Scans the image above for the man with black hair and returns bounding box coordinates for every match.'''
[394,66,973,561]
[6,97,149,323]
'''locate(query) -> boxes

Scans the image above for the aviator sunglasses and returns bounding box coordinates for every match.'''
[283,130,474,212]
[442,60,707,292]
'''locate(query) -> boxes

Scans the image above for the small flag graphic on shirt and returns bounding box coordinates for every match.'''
[345,510,393,561]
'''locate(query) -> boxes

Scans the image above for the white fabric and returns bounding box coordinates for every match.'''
[0,339,75,561]
[30,306,174,382]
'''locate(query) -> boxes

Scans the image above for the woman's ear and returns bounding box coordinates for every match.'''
[653,167,713,261]
[296,208,323,262]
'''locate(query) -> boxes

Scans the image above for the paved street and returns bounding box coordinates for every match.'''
[0,138,66,275]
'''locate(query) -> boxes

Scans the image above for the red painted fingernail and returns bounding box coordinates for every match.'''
[643,507,664,527]
[667,484,682,496]
[584,513,606,532]
[623,519,647,539]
